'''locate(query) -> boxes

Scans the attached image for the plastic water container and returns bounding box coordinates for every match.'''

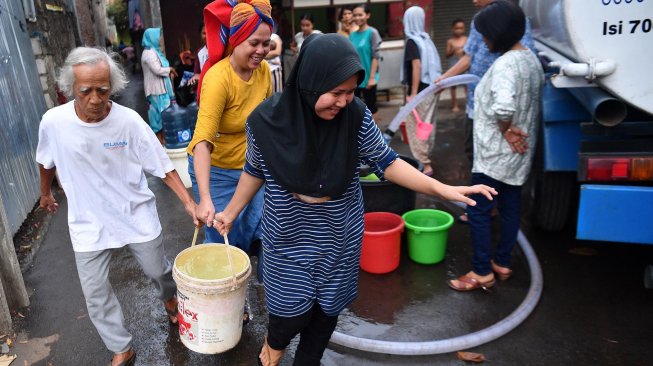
[360,155,423,215]
[173,244,251,354]
[162,99,192,149]
[399,122,408,144]
[166,147,192,188]
[186,101,199,133]
[360,212,404,274]
[402,209,454,264]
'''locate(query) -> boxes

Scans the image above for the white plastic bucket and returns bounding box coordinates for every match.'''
[172,244,251,354]
[165,147,192,188]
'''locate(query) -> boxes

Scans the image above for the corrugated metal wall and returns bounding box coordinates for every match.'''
[0,0,48,235]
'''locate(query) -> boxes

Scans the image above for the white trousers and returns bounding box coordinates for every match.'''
[74,234,176,353]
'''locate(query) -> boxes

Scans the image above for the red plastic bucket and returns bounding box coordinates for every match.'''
[360,212,405,274]
[399,122,409,144]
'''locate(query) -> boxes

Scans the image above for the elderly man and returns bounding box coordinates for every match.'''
[36,47,197,366]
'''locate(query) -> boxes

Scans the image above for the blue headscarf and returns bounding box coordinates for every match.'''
[401,7,441,85]
[142,28,175,99]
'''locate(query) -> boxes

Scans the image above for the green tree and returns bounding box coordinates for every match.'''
[107,0,128,34]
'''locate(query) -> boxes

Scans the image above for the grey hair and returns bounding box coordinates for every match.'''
[57,47,128,98]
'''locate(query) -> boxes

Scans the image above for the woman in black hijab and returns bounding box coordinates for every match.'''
[213,34,496,366]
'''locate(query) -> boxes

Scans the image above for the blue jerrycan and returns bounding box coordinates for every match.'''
[161,99,192,149]
[186,100,199,134]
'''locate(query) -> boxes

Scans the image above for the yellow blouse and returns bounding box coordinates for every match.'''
[187,57,272,169]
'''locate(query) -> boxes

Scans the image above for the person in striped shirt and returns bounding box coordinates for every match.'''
[213,34,496,366]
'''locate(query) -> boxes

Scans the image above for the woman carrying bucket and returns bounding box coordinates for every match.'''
[211,34,497,366]
[401,6,442,177]
[187,0,273,255]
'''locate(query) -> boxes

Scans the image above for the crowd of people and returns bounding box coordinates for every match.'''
[36,1,543,365]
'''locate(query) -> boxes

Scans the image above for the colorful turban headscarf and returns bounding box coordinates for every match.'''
[197,0,274,101]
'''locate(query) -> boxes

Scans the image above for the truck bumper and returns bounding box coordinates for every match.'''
[577,184,653,244]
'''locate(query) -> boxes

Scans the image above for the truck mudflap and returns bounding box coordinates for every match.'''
[577,184,653,244]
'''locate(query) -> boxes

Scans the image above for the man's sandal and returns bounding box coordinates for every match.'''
[491,260,513,281]
[448,274,495,292]
[109,348,136,366]
[258,337,284,366]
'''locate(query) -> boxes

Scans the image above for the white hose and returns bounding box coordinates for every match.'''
[386,74,481,133]
[331,97,544,354]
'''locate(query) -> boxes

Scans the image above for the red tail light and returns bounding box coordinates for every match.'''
[586,157,653,181]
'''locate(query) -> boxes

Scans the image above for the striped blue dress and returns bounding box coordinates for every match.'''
[244,109,398,317]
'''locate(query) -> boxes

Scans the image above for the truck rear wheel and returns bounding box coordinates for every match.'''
[534,171,576,231]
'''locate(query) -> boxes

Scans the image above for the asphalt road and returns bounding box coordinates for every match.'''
[8,73,653,366]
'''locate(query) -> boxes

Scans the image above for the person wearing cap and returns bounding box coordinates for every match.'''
[187,0,273,256]
[212,33,497,366]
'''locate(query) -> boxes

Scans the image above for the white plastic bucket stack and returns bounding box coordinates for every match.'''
[166,148,192,188]
[172,244,251,354]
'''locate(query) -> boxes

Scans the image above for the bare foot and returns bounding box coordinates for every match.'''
[452,106,460,113]
[259,337,284,366]
[164,296,178,324]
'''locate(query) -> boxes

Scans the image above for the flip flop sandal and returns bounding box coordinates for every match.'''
[109,349,136,366]
[491,260,513,281]
[448,274,495,292]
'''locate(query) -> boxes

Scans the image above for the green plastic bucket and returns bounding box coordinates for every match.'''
[402,209,454,264]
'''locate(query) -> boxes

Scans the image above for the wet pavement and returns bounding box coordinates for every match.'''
[9,73,653,365]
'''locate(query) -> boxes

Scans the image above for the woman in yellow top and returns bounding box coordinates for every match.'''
[187,0,273,252]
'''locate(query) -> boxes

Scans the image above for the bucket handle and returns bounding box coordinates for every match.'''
[191,226,200,247]
[190,226,238,290]
[222,234,238,291]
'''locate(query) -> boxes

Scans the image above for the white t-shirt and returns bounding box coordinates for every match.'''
[36,101,175,252]
[295,30,322,51]
[268,33,282,72]
[197,46,209,71]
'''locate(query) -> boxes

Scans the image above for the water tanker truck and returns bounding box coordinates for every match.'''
[519,0,653,246]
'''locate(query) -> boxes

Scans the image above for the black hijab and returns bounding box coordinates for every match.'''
[248,33,366,198]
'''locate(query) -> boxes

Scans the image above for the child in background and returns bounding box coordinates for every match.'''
[446,19,468,112]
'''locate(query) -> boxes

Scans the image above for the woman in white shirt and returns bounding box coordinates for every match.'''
[141,28,177,145]
[266,33,283,93]
[448,1,543,292]
[294,13,322,51]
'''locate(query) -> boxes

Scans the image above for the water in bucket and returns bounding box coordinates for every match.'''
[177,245,249,280]
[173,244,251,354]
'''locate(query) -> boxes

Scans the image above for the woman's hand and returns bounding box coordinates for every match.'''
[196,199,215,227]
[366,78,376,89]
[503,126,529,154]
[439,184,498,207]
[169,68,178,78]
[212,211,233,235]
